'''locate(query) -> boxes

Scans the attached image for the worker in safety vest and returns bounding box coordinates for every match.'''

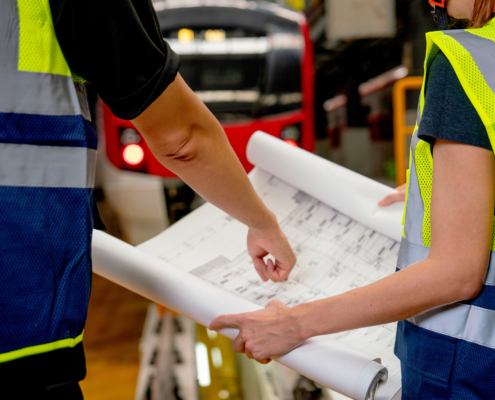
[0,1,296,397]
[211,1,495,398]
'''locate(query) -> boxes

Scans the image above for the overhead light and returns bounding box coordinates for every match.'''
[219,389,230,399]
[211,347,223,368]
[195,342,211,387]
[206,329,218,339]
[178,28,194,43]
[122,144,144,166]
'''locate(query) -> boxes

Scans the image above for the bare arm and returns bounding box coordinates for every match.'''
[132,74,296,281]
[210,139,495,361]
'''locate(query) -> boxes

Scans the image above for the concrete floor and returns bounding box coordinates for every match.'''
[80,274,150,400]
[80,197,151,400]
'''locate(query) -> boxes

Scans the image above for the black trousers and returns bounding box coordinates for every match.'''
[1,344,87,400]
[7,382,84,400]
[44,382,84,400]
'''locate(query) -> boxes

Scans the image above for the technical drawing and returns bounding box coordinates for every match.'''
[152,169,401,378]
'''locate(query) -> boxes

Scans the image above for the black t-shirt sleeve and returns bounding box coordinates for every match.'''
[49,0,179,120]
[418,51,492,151]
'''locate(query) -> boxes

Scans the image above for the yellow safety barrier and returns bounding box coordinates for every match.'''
[393,77,423,186]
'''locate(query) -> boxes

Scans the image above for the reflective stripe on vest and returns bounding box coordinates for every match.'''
[399,19,495,348]
[397,237,495,349]
[0,144,96,188]
[0,0,95,362]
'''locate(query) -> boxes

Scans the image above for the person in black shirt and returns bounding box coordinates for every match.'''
[2,1,296,397]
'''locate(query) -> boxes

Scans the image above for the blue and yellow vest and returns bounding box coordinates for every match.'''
[0,0,96,363]
[395,18,495,397]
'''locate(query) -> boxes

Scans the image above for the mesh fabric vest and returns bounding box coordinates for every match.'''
[395,18,495,398]
[0,0,96,364]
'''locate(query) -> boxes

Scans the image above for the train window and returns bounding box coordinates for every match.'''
[164,26,302,121]
[180,58,262,91]
[200,67,244,89]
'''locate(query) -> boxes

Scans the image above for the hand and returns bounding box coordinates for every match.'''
[247,215,297,282]
[378,184,407,207]
[209,300,305,363]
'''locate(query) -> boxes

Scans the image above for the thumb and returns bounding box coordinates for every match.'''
[265,299,284,309]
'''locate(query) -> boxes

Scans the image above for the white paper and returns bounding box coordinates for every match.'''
[92,132,404,399]
[247,132,404,243]
[138,168,401,395]
[92,231,387,400]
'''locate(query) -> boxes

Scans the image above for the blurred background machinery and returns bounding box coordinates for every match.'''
[84,0,437,398]
[133,305,348,400]
[94,0,436,246]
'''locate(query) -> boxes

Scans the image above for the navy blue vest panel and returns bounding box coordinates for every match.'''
[0,113,97,149]
[395,320,495,399]
[0,112,96,356]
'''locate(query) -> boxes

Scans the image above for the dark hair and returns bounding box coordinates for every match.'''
[469,0,495,28]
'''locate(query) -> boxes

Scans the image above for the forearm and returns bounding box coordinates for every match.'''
[132,75,274,230]
[157,122,275,230]
[294,257,479,340]
[295,140,494,341]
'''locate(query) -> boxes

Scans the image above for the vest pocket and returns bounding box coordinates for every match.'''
[395,320,457,384]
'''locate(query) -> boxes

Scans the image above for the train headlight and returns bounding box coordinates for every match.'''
[123,144,145,166]
[281,125,301,142]
[120,128,141,145]
[284,139,299,147]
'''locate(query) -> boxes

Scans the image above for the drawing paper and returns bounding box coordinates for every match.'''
[93,132,404,399]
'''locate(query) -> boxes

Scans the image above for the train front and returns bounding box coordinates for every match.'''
[104,0,314,177]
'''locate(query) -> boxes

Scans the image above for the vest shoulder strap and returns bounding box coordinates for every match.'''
[424,20,495,152]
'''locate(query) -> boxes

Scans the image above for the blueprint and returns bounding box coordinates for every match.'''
[94,132,404,399]
[139,167,401,379]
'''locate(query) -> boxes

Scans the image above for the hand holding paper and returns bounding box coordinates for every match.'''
[94,132,404,400]
[247,216,296,282]
[210,299,303,363]
[378,184,407,207]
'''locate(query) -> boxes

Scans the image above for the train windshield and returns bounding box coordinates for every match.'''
[162,13,304,121]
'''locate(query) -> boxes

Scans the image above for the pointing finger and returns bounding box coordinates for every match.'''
[253,258,269,282]
[265,258,281,282]
[274,260,291,281]
[209,314,243,331]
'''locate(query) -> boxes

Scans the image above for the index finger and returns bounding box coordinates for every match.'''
[209,313,244,331]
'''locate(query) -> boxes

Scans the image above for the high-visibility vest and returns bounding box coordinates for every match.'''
[0,0,96,363]
[395,18,495,395]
